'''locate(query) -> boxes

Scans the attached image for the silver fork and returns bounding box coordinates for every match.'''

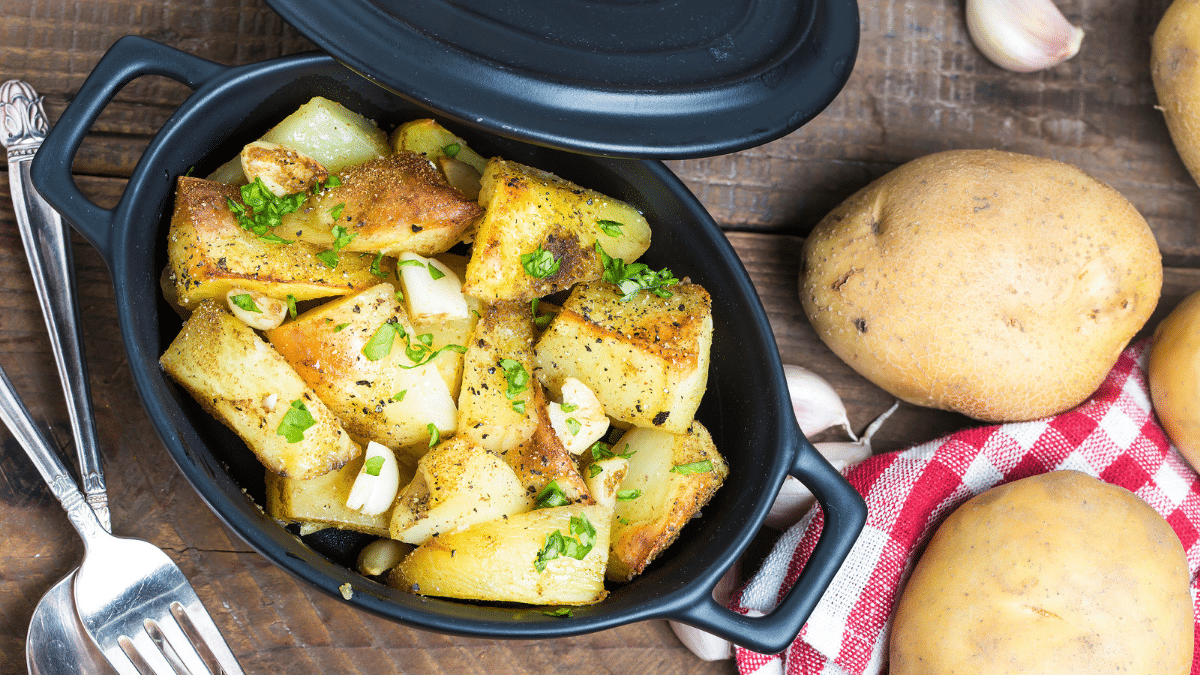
[0,319,245,675]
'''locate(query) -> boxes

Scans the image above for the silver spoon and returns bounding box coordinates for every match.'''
[0,80,113,675]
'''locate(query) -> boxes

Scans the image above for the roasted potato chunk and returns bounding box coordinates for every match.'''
[166,177,392,311]
[265,283,460,452]
[159,301,358,479]
[462,158,652,301]
[606,421,727,582]
[534,281,712,433]
[391,118,488,174]
[240,140,328,196]
[207,96,389,184]
[392,501,613,605]
[265,450,413,537]
[389,435,533,545]
[278,152,483,257]
[457,301,539,453]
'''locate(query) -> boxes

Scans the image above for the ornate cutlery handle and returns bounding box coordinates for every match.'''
[0,80,108,531]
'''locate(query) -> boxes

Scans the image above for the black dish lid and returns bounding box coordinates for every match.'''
[263,0,860,158]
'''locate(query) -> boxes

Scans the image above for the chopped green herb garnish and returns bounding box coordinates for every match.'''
[362,320,399,361]
[428,263,446,281]
[521,245,560,279]
[276,399,316,443]
[534,513,596,572]
[534,481,569,509]
[588,464,604,478]
[565,418,581,436]
[543,607,573,618]
[392,390,407,402]
[227,177,306,242]
[331,203,345,220]
[334,322,349,332]
[531,298,556,330]
[597,219,624,237]
[316,250,339,268]
[443,142,461,158]
[512,399,527,414]
[398,259,427,268]
[560,403,579,413]
[395,290,405,303]
[619,517,631,525]
[312,175,342,193]
[330,224,356,252]
[427,423,440,448]
[617,489,642,502]
[230,293,261,313]
[671,460,714,475]
[363,455,385,476]
[595,243,679,301]
[286,294,297,319]
[370,251,388,278]
[589,441,635,461]
[499,359,530,400]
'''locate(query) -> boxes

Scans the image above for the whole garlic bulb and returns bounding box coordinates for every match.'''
[965,0,1084,72]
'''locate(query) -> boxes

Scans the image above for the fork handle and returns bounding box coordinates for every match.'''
[0,360,107,543]
[1,80,109,532]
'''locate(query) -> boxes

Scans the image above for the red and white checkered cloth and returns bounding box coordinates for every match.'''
[731,340,1200,675]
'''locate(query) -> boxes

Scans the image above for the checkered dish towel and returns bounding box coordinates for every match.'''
[731,340,1200,675]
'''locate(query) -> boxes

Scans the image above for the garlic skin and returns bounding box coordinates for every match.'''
[765,402,899,530]
[669,559,743,660]
[965,0,1084,73]
[346,441,401,515]
[783,364,858,441]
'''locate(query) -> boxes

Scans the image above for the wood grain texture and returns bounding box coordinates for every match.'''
[3,0,1200,673]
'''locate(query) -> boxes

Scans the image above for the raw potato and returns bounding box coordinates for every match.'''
[801,149,1161,422]
[1149,288,1200,466]
[890,471,1192,675]
[1153,0,1200,188]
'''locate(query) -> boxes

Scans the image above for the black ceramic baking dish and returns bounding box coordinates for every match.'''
[31,37,867,654]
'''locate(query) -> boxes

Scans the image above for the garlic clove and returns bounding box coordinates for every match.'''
[668,559,743,660]
[765,402,899,530]
[346,441,401,515]
[783,364,858,441]
[966,0,1084,73]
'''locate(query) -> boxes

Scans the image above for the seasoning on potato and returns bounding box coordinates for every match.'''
[1149,288,1200,468]
[890,471,1193,675]
[800,149,1162,422]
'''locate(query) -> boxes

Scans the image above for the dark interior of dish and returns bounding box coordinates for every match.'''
[70,52,801,636]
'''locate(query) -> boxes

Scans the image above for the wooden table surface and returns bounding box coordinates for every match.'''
[3,1,1200,673]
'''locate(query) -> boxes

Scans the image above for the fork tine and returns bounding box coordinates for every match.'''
[149,610,216,675]
[169,598,246,675]
[120,628,196,675]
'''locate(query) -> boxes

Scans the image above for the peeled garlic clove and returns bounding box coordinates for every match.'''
[966,0,1084,73]
[783,364,857,441]
[226,288,287,330]
[346,441,401,515]
[357,538,411,576]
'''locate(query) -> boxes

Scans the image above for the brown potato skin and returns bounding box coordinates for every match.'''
[890,471,1192,675]
[1153,0,1200,188]
[1149,288,1200,467]
[800,149,1162,422]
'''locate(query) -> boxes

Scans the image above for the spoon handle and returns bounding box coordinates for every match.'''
[0,80,109,532]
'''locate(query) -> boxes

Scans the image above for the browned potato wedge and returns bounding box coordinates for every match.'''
[391,502,612,605]
[265,283,461,451]
[462,158,652,302]
[167,177,392,311]
[607,421,727,582]
[278,152,483,257]
[514,384,593,503]
[159,300,358,479]
[457,300,539,453]
[265,450,414,537]
[534,281,712,433]
[389,435,533,545]
[390,118,488,174]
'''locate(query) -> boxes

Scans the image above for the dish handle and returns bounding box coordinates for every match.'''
[30,36,227,261]
[668,433,867,655]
